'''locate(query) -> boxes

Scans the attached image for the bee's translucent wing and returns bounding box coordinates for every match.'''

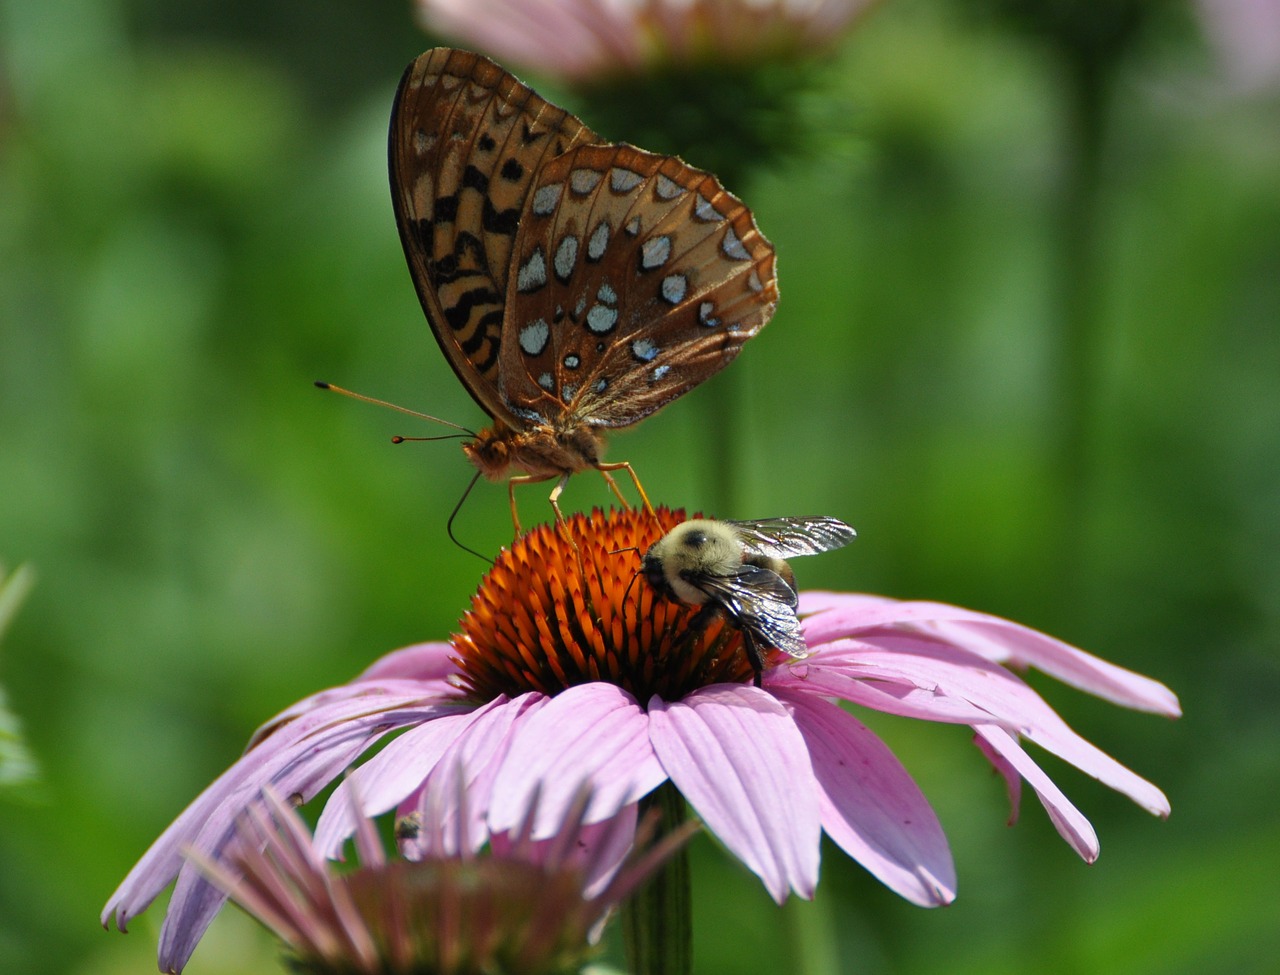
[695,565,810,659]
[727,517,857,560]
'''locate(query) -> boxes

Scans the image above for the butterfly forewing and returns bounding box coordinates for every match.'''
[499,142,778,429]
[390,48,601,423]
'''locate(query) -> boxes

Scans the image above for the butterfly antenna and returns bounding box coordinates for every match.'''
[447,470,492,565]
[392,434,471,444]
[314,381,476,436]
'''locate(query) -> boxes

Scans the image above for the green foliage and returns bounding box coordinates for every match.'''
[1,1,1277,974]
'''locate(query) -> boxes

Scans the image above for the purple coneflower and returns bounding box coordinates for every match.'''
[103,507,1178,972]
[189,785,692,975]
[415,0,878,81]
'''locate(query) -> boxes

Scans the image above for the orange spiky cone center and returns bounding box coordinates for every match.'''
[451,507,755,703]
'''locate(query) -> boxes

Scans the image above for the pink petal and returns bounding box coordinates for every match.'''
[975,725,1099,862]
[313,698,510,858]
[141,698,437,972]
[772,642,996,725]
[823,632,1171,817]
[800,593,1180,717]
[354,641,463,686]
[415,693,547,854]
[489,683,665,838]
[973,731,1023,824]
[103,691,439,932]
[778,691,956,906]
[490,803,639,902]
[911,618,1181,716]
[245,677,452,750]
[648,685,821,902]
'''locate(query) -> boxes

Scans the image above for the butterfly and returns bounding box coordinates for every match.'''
[389,48,778,531]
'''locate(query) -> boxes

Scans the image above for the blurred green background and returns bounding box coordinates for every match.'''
[2,0,1277,972]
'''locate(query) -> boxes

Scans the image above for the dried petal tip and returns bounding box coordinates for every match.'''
[453,507,754,702]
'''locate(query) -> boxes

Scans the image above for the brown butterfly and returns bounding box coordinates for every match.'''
[388,48,778,530]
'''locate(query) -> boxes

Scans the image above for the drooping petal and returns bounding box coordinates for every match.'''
[490,802,640,903]
[145,698,445,972]
[489,683,665,838]
[908,617,1181,716]
[975,725,1099,862]
[799,594,1180,717]
[777,691,956,907]
[648,685,821,902]
[771,641,996,725]
[313,697,522,858]
[974,731,1023,824]
[415,693,548,854]
[849,632,1171,817]
[245,676,457,750]
[354,641,465,686]
[103,691,444,933]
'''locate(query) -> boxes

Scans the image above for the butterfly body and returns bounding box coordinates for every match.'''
[389,49,778,527]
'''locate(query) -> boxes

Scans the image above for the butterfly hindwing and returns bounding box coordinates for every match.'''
[389,48,601,424]
[499,142,778,429]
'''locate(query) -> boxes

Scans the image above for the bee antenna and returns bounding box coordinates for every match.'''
[607,545,641,558]
[446,470,492,565]
[314,381,477,436]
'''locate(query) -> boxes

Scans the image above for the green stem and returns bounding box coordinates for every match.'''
[620,783,691,975]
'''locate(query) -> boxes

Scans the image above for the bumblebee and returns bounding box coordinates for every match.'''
[642,517,856,686]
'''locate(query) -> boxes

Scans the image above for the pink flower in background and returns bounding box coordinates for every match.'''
[102,509,1178,972]
[1196,0,1280,90]
[191,787,691,975]
[416,0,879,81]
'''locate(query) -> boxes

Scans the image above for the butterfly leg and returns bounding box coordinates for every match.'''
[506,472,556,534]
[545,471,572,524]
[596,461,655,516]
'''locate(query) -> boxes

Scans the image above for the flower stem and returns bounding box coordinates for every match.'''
[621,783,691,975]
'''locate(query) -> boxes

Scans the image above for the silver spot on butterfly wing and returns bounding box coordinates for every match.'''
[554,235,579,282]
[597,282,617,304]
[574,294,587,317]
[610,167,643,193]
[595,378,609,393]
[722,226,751,261]
[532,183,563,217]
[587,221,610,262]
[748,270,764,293]
[693,194,720,222]
[698,301,720,327]
[587,304,619,334]
[538,372,554,390]
[640,235,671,270]
[561,382,579,405]
[625,216,642,237]
[517,247,547,293]
[655,174,683,200]
[661,274,688,305]
[652,364,671,381]
[519,319,550,356]
[570,169,602,195]
[563,354,580,369]
[631,338,659,362]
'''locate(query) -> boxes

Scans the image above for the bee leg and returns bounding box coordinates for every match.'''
[740,629,766,688]
[596,461,655,517]
[668,603,719,657]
